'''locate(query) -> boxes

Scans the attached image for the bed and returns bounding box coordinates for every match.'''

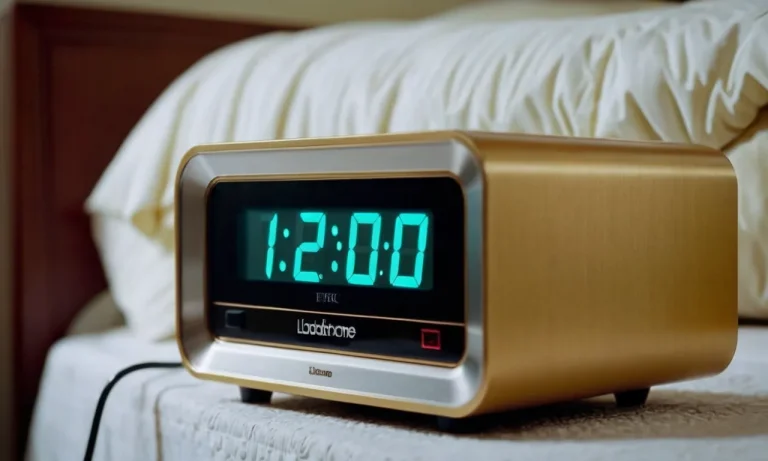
[10,0,768,459]
[26,326,768,461]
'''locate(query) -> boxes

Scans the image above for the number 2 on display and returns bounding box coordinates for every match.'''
[293,212,326,283]
[263,211,429,288]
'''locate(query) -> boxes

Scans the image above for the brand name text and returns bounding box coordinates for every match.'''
[296,319,356,339]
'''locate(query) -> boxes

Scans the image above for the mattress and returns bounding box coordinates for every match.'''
[26,326,768,461]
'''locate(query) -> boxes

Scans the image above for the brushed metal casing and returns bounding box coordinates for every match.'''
[175,131,738,418]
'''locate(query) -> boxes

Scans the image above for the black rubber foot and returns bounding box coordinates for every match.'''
[239,387,273,404]
[614,387,651,408]
[436,415,485,434]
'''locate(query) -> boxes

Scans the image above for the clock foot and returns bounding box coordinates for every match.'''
[239,387,273,404]
[436,415,484,434]
[614,387,651,408]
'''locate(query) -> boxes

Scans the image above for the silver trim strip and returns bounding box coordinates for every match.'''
[177,140,484,409]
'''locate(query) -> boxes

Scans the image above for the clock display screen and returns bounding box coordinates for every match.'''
[240,209,434,290]
[206,176,465,364]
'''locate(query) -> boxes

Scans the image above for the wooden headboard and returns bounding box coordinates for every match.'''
[9,4,302,456]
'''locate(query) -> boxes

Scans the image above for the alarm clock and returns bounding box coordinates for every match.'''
[175,131,738,431]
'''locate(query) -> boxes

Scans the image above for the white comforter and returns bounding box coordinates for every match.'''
[26,327,768,461]
[85,0,768,341]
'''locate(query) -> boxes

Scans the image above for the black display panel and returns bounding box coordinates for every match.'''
[206,177,465,363]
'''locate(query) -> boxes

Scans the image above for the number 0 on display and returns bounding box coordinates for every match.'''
[389,213,429,288]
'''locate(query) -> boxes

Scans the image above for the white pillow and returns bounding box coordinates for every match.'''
[90,215,176,341]
[726,112,768,321]
[87,0,768,339]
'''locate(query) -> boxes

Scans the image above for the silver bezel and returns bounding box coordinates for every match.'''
[177,140,484,410]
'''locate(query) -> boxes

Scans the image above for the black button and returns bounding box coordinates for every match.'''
[224,309,245,329]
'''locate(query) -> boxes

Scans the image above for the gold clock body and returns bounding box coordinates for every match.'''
[175,131,737,418]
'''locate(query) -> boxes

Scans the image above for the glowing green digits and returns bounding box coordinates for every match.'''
[245,209,432,288]
[389,213,429,288]
[345,212,382,286]
[265,213,278,279]
[293,212,326,283]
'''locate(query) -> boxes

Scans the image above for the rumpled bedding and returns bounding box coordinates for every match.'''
[85,0,768,340]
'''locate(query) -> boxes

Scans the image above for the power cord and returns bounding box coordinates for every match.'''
[82,361,183,461]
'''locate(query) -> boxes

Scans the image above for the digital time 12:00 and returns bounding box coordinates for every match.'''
[240,209,434,290]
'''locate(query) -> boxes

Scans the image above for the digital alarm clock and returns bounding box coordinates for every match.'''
[175,131,738,431]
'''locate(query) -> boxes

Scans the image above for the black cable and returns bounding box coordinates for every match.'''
[83,361,183,461]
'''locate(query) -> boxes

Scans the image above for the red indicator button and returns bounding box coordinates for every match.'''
[421,329,441,350]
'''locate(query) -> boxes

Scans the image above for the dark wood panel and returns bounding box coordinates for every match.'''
[11,5,303,458]
[1,7,15,461]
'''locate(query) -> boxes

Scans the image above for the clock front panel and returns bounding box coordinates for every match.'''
[206,176,466,365]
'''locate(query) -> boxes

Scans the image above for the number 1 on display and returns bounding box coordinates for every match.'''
[264,213,278,279]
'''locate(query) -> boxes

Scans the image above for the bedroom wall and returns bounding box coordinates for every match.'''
[19,0,478,24]
[0,2,15,460]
